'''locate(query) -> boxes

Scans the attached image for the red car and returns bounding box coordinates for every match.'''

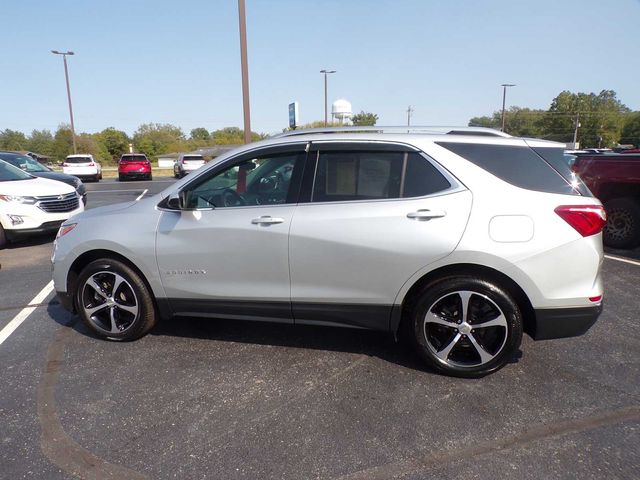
[118,154,152,181]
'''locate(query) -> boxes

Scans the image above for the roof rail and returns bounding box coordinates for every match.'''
[274,126,511,138]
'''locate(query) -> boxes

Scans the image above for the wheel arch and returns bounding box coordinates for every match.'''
[395,263,536,338]
[67,249,162,316]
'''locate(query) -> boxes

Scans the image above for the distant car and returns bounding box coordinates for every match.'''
[174,153,205,178]
[0,160,84,249]
[63,154,102,182]
[118,154,152,181]
[0,151,87,205]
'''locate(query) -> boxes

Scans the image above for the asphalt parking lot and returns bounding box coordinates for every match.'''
[0,178,638,479]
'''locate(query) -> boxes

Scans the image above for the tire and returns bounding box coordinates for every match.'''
[148,174,153,181]
[75,258,157,341]
[118,174,125,182]
[0,224,7,250]
[94,174,100,182]
[408,275,523,378]
[603,198,640,249]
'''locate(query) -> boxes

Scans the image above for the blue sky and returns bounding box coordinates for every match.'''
[2,0,639,136]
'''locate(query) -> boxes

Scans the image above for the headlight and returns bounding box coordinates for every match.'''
[0,194,37,204]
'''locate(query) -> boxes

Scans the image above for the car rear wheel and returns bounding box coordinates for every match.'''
[75,258,157,341]
[409,275,523,378]
[118,174,125,182]
[603,198,640,249]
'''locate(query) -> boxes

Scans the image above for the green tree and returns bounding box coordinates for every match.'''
[543,90,629,147]
[352,111,379,126]
[0,129,28,150]
[468,114,500,129]
[211,127,264,144]
[190,127,210,141]
[133,123,186,159]
[27,130,55,157]
[77,133,110,164]
[96,127,130,162]
[52,125,74,162]
[620,112,640,147]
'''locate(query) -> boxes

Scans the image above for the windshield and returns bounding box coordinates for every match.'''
[183,155,204,161]
[0,154,50,172]
[0,160,34,181]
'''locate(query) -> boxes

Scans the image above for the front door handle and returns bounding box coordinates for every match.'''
[251,216,285,225]
[407,209,446,221]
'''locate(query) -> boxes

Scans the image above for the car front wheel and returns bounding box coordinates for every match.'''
[75,258,157,341]
[409,275,523,378]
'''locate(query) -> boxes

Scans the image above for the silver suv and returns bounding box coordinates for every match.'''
[52,127,605,377]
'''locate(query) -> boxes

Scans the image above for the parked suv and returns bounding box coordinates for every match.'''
[52,127,605,377]
[174,153,205,178]
[0,151,87,205]
[63,154,102,182]
[0,160,84,248]
[118,154,152,181]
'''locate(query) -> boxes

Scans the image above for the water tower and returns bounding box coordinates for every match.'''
[332,99,352,124]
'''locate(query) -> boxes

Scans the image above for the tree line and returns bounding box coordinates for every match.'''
[469,90,640,148]
[0,124,267,166]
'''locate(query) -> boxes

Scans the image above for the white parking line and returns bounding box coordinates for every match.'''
[604,254,640,267]
[0,281,54,346]
[136,189,148,201]
[87,190,144,194]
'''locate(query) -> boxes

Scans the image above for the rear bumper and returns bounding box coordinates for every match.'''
[531,304,602,340]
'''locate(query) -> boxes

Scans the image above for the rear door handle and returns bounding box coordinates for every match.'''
[251,216,285,225]
[407,209,446,221]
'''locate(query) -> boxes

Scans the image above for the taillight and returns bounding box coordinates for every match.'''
[88,162,95,166]
[62,163,69,167]
[555,205,607,237]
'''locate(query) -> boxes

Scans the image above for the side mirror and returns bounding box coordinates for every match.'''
[166,193,181,210]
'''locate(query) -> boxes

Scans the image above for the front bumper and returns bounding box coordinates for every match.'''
[56,290,75,313]
[531,304,602,340]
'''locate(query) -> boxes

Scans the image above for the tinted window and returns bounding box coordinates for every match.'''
[312,151,451,202]
[65,157,92,164]
[121,155,147,161]
[436,142,577,195]
[183,152,303,209]
[403,153,451,197]
[531,147,592,197]
[183,155,204,161]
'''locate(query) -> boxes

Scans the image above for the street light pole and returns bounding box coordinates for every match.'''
[320,69,336,127]
[51,50,77,154]
[500,83,516,132]
[237,0,252,144]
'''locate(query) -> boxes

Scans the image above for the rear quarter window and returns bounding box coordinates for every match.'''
[436,142,578,195]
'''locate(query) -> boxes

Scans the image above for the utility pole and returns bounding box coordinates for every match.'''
[500,83,516,132]
[573,112,580,147]
[51,50,77,154]
[407,105,413,126]
[320,69,336,127]
[237,0,252,144]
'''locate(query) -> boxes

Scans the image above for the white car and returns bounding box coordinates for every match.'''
[63,154,102,182]
[52,127,604,377]
[0,160,84,248]
[174,153,205,178]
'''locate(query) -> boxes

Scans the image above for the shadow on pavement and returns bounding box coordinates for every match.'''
[46,300,523,376]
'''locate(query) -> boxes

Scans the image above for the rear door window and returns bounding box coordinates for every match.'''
[436,142,578,195]
[529,146,592,197]
[311,150,451,202]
